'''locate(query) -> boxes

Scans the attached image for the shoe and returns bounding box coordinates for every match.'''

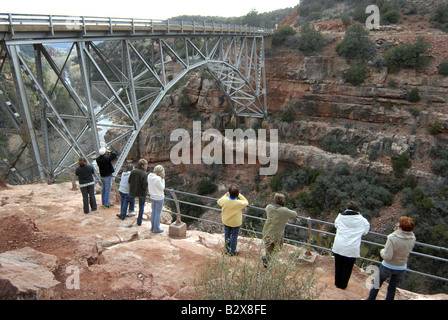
[226,250,239,257]
[116,214,125,220]
[127,212,137,217]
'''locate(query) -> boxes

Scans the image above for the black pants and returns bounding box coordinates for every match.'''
[334,253,356,289]
[80,185,97,213]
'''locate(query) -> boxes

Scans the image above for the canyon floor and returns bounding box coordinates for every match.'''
[0,182,447,301]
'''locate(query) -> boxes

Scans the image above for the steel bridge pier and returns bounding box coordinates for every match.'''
[0,14,272,183]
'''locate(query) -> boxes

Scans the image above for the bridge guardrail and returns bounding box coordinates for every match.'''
[0,13,272,37]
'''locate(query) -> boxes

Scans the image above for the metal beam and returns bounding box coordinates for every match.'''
[0,15,269,183]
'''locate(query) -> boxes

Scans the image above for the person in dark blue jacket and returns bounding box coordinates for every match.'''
[95,147,117,208]
[75,157,97,214]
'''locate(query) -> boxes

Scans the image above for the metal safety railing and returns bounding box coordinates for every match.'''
[30,168,448,286]
[161,188,448,284]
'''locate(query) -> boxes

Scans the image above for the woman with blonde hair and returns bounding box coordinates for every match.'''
[147,165,165,233]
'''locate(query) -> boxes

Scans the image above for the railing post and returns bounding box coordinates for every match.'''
[168,190,187,238]
[299,217,317,263]
[306,217,312,256]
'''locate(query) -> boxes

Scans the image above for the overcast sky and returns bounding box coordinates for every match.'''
[3,0,300,20]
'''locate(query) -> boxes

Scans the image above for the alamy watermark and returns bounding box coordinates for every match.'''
[365,265,380,290]
[66,265,80,290]
[169,121,279,175]
[366,5,380,30]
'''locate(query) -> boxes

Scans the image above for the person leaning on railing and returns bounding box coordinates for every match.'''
[332,201,370,290]
[261,193,298,268]
[366,216,416,300]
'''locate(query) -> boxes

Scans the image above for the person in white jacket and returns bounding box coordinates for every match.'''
[147,165,165,233]
[332,201,370,289]
[118,164,135,217]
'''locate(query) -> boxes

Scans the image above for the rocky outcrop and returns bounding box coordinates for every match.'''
[0,247,60,299]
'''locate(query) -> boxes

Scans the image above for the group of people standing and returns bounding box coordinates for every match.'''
[218,185,416,300]
[75,148,165,232]
[76,148,417,300]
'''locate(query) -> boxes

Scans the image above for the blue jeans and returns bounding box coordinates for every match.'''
[136,197,146,225]
[224,225,240,255]
[119,191,135,214]
[100,175,112,207]
[150,198,164,232]
[366,264,406,300]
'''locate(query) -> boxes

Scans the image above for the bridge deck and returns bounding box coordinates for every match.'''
[0,13,272,40]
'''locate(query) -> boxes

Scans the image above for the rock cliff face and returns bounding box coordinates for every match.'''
[124,28,448,184]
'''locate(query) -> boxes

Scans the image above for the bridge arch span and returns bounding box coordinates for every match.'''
[0,14,270,183]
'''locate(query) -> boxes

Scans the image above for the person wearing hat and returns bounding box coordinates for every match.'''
[95,147,117,208]
[147,165,165,233]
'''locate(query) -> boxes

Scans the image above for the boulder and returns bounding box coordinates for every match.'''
[0,247,60,300]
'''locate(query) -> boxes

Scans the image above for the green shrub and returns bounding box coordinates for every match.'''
[344,64,368,86]
[408,106,420,117]
[438,59,448,76]
[432,2,448,25]
[320,136,357,155]
[428,121,444,135]
[431,159,448,178]
[196,178,218,195]
[341,13,351,26]
[384,36,431,72]
[281,106,296,122]
[268,167,324,192]
[272,25,296,45]
[297,24,325,56]
[408,88,420,102]
[336,24,376,62]
[383,10,400,24]
[391,152,412,178]
[308,12,321,21]
[296,162,396,220]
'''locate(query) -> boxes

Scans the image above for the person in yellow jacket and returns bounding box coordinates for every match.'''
[217,184,249,256]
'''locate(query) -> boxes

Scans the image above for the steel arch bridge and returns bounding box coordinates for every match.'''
[0,14,271,183]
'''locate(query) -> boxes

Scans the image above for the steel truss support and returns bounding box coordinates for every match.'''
[0,29,269,183]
